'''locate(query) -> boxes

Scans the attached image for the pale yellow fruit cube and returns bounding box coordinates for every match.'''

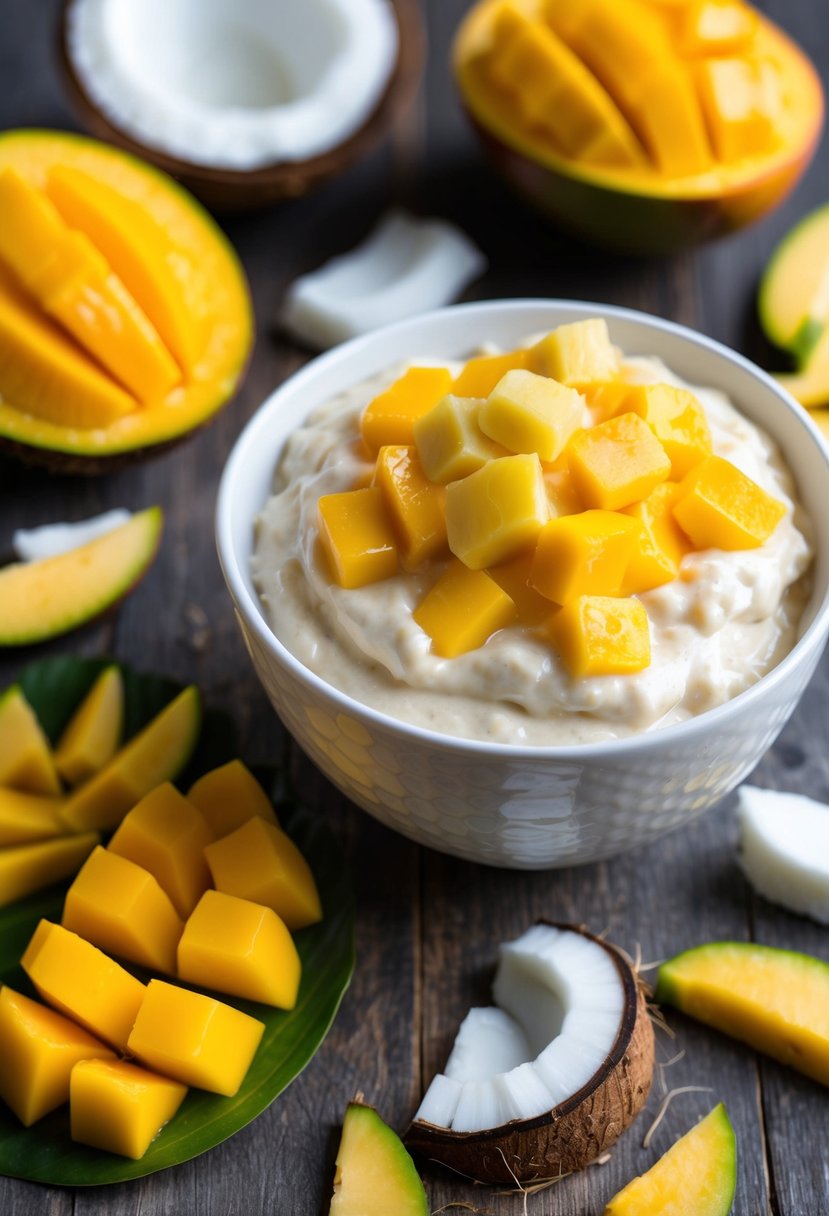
[479,369,585,462]
[445,453,548,570]
[529,318,619,386]
[413,395,507,484]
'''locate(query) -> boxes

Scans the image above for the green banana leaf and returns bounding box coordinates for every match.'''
[0,657,355,1185]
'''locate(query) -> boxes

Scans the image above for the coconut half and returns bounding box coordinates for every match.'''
[406,923,654,1185]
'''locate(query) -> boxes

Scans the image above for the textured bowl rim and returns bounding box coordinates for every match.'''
[217,298,829,760]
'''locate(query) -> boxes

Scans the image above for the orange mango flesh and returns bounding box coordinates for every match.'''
[360,367,454,454]
[54,666,124,788]
[0,130,252,459]
[445,452,549,569]
[0,789,67,847]
[549,594,652,676]
[0,831,100,909]
[374,445,448,570]
[412,559,517,658]
[622,481,693,594]
[452,347,529,397]
[568,412,672,510]
[673,454,787,549]
[186,759,278,839]
[0,686,61,795]
[70,1058,187,1159]
[623,382,713,478]
[531,510,639,604]
[318,487,399,590]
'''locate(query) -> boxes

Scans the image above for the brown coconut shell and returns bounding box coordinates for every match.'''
[404,924,655,1186]
[57,0,425,212]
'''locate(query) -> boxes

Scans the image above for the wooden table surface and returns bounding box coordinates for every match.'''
[2,1,828,1212]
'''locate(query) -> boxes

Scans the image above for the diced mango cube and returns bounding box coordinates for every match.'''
[0,789,66,846]
[204,817,322,931]
[0,685,61,795]
[0,830,99,908]
[487,552,552,626]
[672,454,786,550]
[479,369,585,462]
[549,595,651,677]
[318,486,398,589]
[0,986,115,1126]
[530,509,639,603]
[583,380,633,423]
[62,846,183,974]
[624,383,712,478]
[679,0,759,56]
[568,411,671,509]
[178,890,301,1009]
[374,445,448,569]
[529,318,619,386]
[445,453,549,570]
[21,920,146,1051]
[187,759,278,838]
[127,979,264,1097]
[413,394,507,484]
[452,347,529,397]
[542,451,584,517]
[696,57,780,162]
[108,783,212,919]
[54,665,123,787]
[413,559,517,658]
[360,367,453,454]
[622,481,693,593]
[70,1058,187,1159]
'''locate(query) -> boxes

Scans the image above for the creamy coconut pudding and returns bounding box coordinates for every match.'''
[252,319,812,746]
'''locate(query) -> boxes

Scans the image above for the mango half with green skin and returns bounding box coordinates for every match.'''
[453,0,823,254]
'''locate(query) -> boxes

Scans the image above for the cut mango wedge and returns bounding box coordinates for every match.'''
[329,1101,429,1216]
[0,686,61,795]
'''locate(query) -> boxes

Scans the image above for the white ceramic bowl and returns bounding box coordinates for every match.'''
[217,300,829,869]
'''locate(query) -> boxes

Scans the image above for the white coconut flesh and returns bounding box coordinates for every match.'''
[66,0,398,169]
[738,784,829,924]
[13,510,132,562]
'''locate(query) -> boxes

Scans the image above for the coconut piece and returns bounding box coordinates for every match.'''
[282,210,486,350]
[406,922,654,1184]
[737,784,829,924]
[13,510,131,562]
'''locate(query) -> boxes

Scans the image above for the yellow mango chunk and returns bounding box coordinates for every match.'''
[413,394,507,484]
[529,318,619,386]
[583,380,634,423]
[0,169,181,404]
[187,759,277,838]
[486,3,644,166]
[318,486,398,590]
[445,453,549,570]
[374,445,448,569]
[531,509,639,603]
[542,451,584,517]
[623,382,712,478]
[697,57,780,162]
[0,831,99,908]
[679,0,759,56]
[360,367,454,454]
[63,846,183,974]
[488,552,553,626]
[568,411,671,509]
[178,890,301,1009]
[0,788,66,846]
[71,1057,187,1158]
[479,369,585,462]
[0,685,61,795]
[54,666,124,787]
[673,454,786,549]
[204,817,322,931]
[413,559,517,658]
[22,920,146,1051]
[549,595,651,676]
[0,987,115,1127]
[127,978,264,1097]
[60,685,201,833]
[0,262,136,427]
[109,783,213,918]
[622,481,693,593]
[452,347,529,397]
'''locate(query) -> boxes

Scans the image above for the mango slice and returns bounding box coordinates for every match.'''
[622,482,693,594]
[360,367,454,454]
[0,789,66,846]
[178,890,301,1009]
[759,202,829,364]
[413,394,507,484]
[318,487,399,590]
[204,817,323,931]
[374,445,448,570]
[479,369,584,461]
[0,987,115,1127]
[452,347,529,397]
[531,509,639,603]
[568,411,672,509]
[328,1101,429,1216]
[70,1058,187,1159]
[413,560,517,658]
[22,920,146,1051]
[60,684,201,833]
[672,454,786,550]
[529,318,619,386]
[54,666,124,787]
[549,594,651,676]
[62,846,183,974]
[127,979,264,1097]
[445,453,549,569]
[187,759,277,839]
[624,383,712,478]
[109,782,212,919]
[0,831,99,908]
[656,941,829,1085]
[0,686,61,795]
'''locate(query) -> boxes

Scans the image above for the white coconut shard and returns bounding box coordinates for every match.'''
[281,210,487,350]
[66,0,398,169]
[738,784,829,924]
[13,510,132,562]
[416,924,627,1133]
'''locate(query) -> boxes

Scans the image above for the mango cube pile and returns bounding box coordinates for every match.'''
[318,318,787,677]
